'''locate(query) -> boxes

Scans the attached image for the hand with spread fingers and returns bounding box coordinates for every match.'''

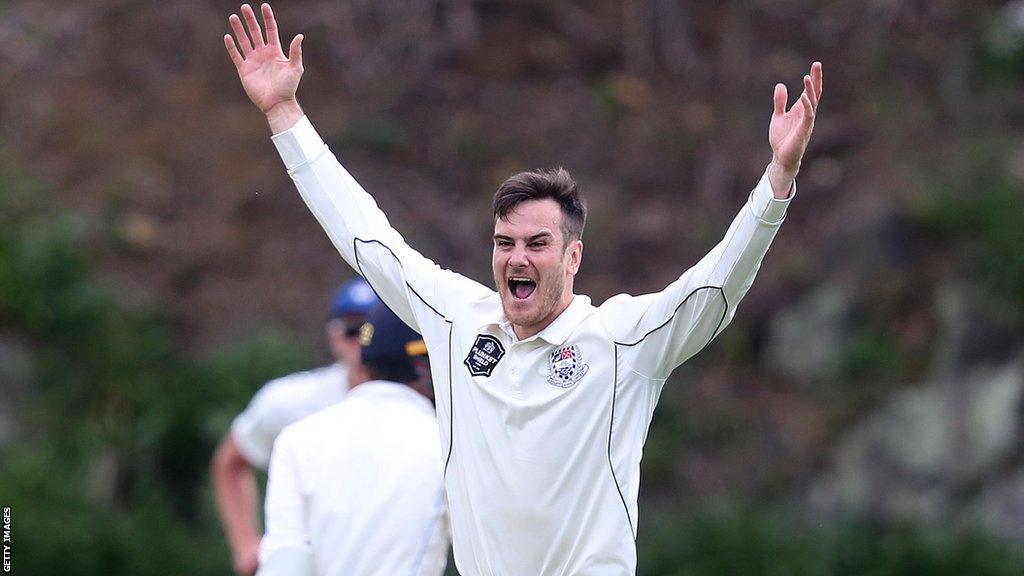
[767,61,823,198]
[224,3,305,132]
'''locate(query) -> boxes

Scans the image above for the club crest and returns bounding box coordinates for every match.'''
[547,345,589,388]
[465,334,505,377]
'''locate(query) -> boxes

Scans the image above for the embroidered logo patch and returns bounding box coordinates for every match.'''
[547,345,589,388]
[464,334,505,377]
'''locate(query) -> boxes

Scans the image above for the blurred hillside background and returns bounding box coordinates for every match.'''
[1,0,1023,574]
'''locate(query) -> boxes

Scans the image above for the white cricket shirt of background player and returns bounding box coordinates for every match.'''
[231,363,348,469]
[272,116,793,575]
[258,381,448,576]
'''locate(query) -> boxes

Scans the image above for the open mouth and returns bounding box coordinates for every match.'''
[508,277,537,300]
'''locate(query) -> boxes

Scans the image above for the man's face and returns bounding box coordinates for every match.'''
[326,313,368,385]
[492,198,582,338]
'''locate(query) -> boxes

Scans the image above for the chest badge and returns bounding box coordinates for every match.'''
[465,334,506,377]
[547,345,589,388]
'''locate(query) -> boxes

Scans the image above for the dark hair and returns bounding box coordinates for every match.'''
[363,357,416,385]
[492,167,587,244]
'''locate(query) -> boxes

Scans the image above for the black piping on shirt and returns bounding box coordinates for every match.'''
[614,285,729,348]
[352,237,456,477]
[608,285,730,542]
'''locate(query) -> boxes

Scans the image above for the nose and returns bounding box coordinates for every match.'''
[508,244,529,269]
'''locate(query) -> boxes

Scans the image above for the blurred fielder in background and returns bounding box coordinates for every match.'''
[258,303,448,576]
[212,278,379,575]
[224,3,820,573]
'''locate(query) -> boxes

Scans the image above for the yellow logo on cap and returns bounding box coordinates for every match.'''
[405,339,427,357]
[359,322,375,346]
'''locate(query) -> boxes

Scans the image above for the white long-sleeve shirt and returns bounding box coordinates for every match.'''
[259,381,449,576]
[231,363,349,469]
[272,116,792,575]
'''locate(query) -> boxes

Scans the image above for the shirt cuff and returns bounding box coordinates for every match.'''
[258,545,315,576]
[748,165,795,225]
[271,115,327,171]
[231,420,271,470]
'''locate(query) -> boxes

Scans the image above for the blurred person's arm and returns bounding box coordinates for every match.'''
[212,365,304,574]
[211,381,283,575]
[258,427,315,576]
[212,435,262,576]
[224,4,492,340]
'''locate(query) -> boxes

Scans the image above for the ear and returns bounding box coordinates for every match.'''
[567,239,583,275]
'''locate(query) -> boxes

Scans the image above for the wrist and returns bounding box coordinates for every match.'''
[265,99,304,135]
[768,157,798,199]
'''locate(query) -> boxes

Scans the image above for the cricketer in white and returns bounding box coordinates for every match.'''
[224,4,822,574]
[230,364,348,470]
[273,117,790,575]
[260,383,448,576]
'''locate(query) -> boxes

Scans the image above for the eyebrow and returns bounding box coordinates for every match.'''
[493,231,555,242]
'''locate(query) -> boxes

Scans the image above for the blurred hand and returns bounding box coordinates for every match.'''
[232,536,261,576]
[767,61,823,197]
[224,3,304,118]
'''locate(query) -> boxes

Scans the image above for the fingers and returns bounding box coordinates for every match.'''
[242,4,266,48]
[224,34,244,67]
[780,61,822,116]
[229,13,252,55]
[288,34,304,68]
[811,61,823,102]
[262,3,281,46]
[803,61,823,111]
[803,75,818,110]
[773,83,787,116]
[799,92,814,130]
[228,4,281,57]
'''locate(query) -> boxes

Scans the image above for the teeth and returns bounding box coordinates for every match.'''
[508,276,536,300]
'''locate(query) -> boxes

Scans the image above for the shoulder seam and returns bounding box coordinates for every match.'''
[353,237,449,320]
[351,237,459,481]
[613,285,728,347]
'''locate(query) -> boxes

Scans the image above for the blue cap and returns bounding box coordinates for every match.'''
[329,278,379,319]
[358,303,427,382]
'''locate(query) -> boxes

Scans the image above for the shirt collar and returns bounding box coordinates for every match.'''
[478,294,593,346]
[475,293,507,330]
[347,380,435,413]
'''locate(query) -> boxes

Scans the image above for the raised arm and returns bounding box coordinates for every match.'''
[606,62,823,380]
[224,4,493,339]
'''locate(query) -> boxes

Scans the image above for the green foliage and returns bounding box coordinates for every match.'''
[0,167,311,574]
[978,8,1024,86]
[840,329,901,381]
[336,114,411,155]
[639,508,1024,576]
[0,451,221,576]
[918,179,1024,309]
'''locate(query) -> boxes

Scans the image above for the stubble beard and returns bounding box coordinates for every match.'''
[496,268,565,334]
